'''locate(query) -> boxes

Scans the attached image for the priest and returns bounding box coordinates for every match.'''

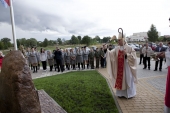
[106,33,137,98]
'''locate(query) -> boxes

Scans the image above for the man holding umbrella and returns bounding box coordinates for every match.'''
[107,29,137,98]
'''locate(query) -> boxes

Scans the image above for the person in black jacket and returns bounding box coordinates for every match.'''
[154,42,166,71]
[54,47,64,72]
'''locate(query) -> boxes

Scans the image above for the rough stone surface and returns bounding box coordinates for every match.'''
[0,50,41,113]
[38,90,67,113]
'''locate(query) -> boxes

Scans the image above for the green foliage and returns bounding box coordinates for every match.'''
[158,36,164,41]
[37,41,43,47]
[102,37,111,43]
[17,39,20,48]
[0,41,4,50]
[70,35,79,44]
[16,38,59,48]
[48,40,55,46]
[34,71,118,113]
[43,38,48,47]
[90,38,98,45]
[81,35,91,46]
[77,36,81,43]
[94,36,101,43]
[1,37,11,49]
[24,38,37,47]
[147,24,159,42]
[57,38,62,45]
[64,40,71,45]
[62,38,66,44]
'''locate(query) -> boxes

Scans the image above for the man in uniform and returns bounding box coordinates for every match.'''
[88,48,95,69]
[100,47,105,68]
[95,48,100,68]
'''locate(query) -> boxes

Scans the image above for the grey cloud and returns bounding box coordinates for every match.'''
[0,1,98,35]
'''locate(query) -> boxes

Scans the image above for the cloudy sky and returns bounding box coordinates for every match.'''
[0,0,170,42]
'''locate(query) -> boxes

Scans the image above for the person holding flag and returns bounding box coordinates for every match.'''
[106,29,137,98]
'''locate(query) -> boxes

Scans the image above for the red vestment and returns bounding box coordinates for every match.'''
[165,67,170,107]
[115,50,124,90]
[0,56,3,68]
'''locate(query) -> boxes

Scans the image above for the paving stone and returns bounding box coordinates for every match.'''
[38,90,67,113]
[97,59,166,113]
[147,77,166,94]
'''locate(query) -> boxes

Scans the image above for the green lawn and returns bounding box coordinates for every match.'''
[33,71,118,113]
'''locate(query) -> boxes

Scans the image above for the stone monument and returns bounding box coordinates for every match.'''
[0,51,41,113]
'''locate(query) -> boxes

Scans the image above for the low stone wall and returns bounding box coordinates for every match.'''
[38,90,67,113]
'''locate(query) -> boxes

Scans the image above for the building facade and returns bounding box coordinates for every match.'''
[127,32,161,42]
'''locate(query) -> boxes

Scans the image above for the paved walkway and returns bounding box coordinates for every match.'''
[32,58,167,113]
[98,58,167,113]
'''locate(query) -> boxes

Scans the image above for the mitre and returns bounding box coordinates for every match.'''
[118,32,126,39]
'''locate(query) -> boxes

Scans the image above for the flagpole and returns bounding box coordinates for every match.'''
[9,0,17,50]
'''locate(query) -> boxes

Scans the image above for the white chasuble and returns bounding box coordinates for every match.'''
[106,44,137,98]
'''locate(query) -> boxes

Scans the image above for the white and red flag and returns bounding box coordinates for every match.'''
[0,0,10,8]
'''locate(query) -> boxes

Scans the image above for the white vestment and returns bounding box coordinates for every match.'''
[164,48,170,113]
[165,48,170,67]
[107,45,137,98]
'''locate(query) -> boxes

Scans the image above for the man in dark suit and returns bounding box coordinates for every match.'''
[54,47,64,72]
[154,42,166,71]
[139,44,144,65]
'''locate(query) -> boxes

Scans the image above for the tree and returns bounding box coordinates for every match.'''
[48,40,56,46]
[1,37,11,49]
[94,36,101,43]
[102,37,111,43]
[20,38,27,46]
[70,35,79,44]
[147,24,159,42]
[26,38,37,47]
[37,41,43,47]
[17,39,21,48]
[62,38,65,43]
[43,38,48,47]
[0,41,4,49]
[81,35,91,46]
[77,36,82,43]
[90,38,98,45]
[65,40,71,45]
[57,38,62,45]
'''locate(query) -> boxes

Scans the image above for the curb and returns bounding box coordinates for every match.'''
[33,69,96,79]
[97,70,122,113]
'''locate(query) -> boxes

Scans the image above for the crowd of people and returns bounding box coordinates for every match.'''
[139,42,168,71]
[0,38,169,112]
[24,45,113,73]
